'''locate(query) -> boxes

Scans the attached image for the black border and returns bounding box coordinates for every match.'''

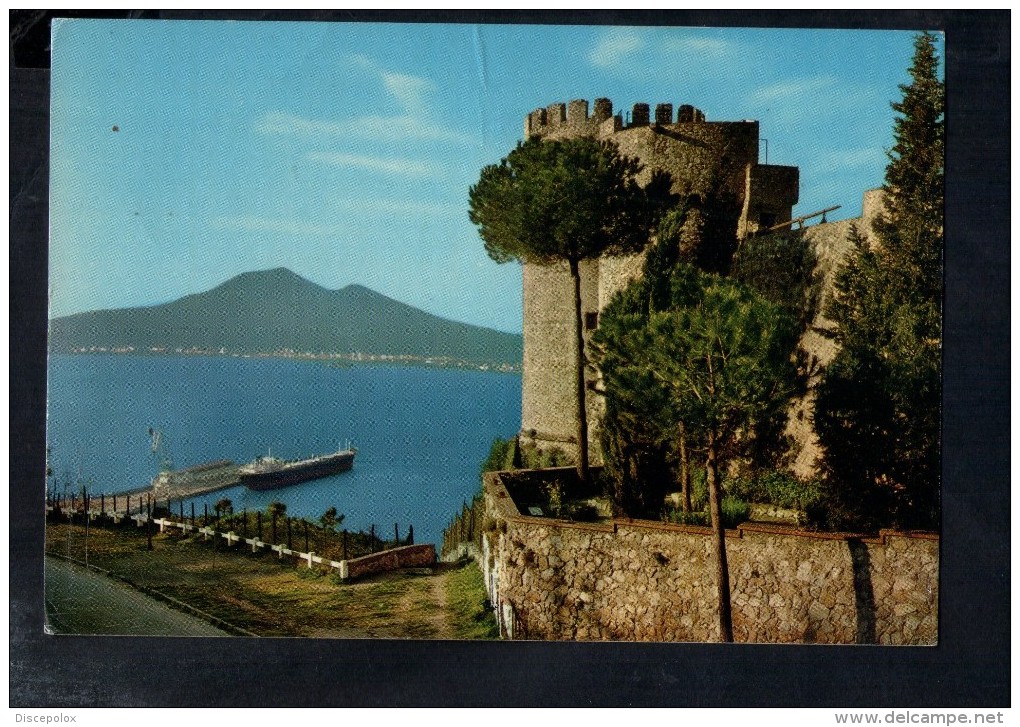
[11,10,1010,707]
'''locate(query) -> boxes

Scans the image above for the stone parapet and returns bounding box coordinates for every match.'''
[525,97,708,139]
[343,544,437,581]
[482,470,938,644]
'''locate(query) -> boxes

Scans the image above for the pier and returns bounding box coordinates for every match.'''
[49,461,244,511]
[151,460,242,500]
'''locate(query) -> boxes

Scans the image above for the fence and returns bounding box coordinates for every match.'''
[440,494,485,561]
[46,501,433,582]
[47,491,153,518]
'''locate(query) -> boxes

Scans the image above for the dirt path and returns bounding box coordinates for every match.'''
[429,568,453,637]
[414,566,454,639]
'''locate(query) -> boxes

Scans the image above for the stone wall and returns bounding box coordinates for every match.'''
[749,164,801,230]
[520,258,602,461]
[482,471,938,644]
[786,190,884,477]
[610,122,759,204]
[344,544,436,580]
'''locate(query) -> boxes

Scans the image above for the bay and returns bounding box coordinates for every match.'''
[46,354,521,547]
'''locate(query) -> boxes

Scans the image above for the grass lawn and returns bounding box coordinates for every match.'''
[45,520,497,639]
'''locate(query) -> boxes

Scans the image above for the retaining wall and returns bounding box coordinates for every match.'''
[344,544,437,580]
[482,471,938,644]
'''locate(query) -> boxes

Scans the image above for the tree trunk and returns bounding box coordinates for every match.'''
[706,427,733,642]
[569,258,590,485]
[679,421,692,513]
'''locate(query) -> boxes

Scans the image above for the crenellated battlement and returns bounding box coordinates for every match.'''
[524,97,708,138]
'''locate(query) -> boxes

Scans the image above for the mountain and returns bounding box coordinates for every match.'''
[49,268,523,367]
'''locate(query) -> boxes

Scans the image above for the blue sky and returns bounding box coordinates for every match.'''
[49,20,941,333]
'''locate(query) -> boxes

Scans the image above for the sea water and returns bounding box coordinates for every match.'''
[46,354,521,547]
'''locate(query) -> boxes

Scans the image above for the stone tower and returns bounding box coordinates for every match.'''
[518,97,800,462]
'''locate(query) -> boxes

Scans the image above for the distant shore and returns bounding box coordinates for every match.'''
[52,347,522,374]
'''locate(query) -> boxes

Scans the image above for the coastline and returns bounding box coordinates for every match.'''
[49,347,522,374]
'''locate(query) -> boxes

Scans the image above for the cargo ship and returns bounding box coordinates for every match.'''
[238,445,356,490]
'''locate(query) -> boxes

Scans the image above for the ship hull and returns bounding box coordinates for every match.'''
[239,451,355,491]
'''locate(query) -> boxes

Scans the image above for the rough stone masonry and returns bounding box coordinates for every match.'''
[481,471,938,644]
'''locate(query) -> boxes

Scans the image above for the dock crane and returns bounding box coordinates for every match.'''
[148,427,175,474]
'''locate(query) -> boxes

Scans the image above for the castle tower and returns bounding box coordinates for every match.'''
[518,97,800,462]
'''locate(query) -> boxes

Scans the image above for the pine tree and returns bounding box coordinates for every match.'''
[591,282,677,517]
[469,137,662,484]
[595,264,799,641]
[815,32,944,531]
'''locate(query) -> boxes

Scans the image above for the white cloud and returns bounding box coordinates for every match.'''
[350,115,475,144]
[306,152,435,177]
[351,53,434,110]
[748,80,881,126]
[663,35,738,57]
[257,110,474,145]
[750,76,837,104]
[589,29,645,68]
[255,111,345,136]
[256,53,476,146]
[589,28,739,73]
[381,71,432,111]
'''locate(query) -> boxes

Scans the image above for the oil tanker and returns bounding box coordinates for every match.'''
[238,445,356,490]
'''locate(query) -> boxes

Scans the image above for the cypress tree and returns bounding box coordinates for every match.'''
[815,32,944,531]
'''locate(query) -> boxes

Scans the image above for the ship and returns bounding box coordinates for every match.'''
[238,444,356,491]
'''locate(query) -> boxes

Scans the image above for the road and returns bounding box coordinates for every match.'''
[44,556,228,636]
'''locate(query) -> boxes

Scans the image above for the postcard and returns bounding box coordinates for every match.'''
[44,18,943,645]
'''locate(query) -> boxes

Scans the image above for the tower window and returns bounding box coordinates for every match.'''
[585,312,599,330]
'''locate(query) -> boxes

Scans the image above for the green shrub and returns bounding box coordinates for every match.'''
[563,502,600,522]
[760,471,822,510]
[481,436,517,475]
[689,468,708,511]
[663,508,709,527]
[518,443,571,470]
[726,470,823,511]
[543,479,565,517]
[721,496,751,528]
[295,567,325,581]
[725,474,760,503]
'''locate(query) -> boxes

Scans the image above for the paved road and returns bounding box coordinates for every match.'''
[44,556,228,636]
